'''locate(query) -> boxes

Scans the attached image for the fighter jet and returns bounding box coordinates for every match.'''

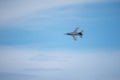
[65,27,83,41]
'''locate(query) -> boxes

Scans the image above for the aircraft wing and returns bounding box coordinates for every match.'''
[73,27,79,33]
[72,35,77,41]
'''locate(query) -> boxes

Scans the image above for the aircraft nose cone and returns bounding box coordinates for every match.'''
[64,33,67,35]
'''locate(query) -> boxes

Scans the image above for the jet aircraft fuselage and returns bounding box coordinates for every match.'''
[65,27,83,40]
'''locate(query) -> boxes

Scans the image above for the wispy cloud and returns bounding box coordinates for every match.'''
[0,46,70,73]
[0,46,120,80]
[0,0,119,25]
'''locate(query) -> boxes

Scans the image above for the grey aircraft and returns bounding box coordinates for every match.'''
[65,27,83,40]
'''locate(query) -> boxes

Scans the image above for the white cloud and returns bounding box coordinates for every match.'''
[0,0,119,25]
[0,46,71,73]
[0,46,120,80]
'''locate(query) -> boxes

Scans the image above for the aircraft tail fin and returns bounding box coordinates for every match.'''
[78,30,83,38]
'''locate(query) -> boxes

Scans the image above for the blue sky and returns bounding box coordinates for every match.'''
[0,0,120,80]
